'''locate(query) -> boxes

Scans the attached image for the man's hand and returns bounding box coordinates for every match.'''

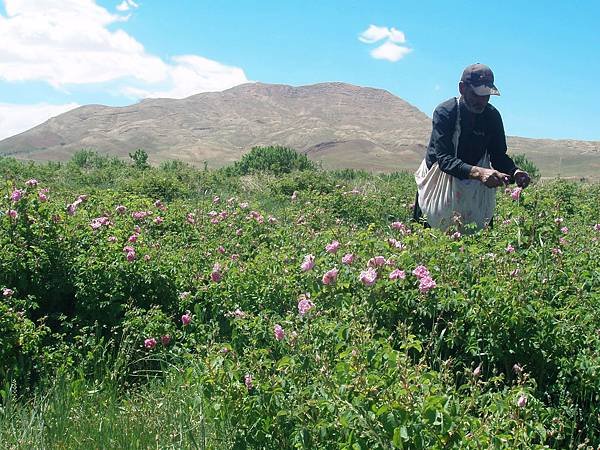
[514,170,531,188]
[469,166,511,188]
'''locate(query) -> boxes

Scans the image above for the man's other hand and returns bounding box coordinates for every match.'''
[514,170,531,188]
[470,167,511,188]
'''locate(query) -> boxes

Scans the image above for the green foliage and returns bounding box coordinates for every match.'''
[1,156,599,448]
[225,146,316,176]
[510,153,541,182]
[128,148,150,170]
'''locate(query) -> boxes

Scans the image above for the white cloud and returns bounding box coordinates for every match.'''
[116,0,138,12]
[122,55,250,99]
[0,0,248,95]
[0,102,79,140]
[359,24,412,62]
[370,41,412,62]
[358,25,391,44]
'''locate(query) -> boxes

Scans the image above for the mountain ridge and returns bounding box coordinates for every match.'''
[1,82,598,177]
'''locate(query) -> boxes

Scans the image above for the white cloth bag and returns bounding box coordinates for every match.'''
[415,98,496,232]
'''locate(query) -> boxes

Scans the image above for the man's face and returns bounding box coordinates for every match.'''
[459,82,490,114]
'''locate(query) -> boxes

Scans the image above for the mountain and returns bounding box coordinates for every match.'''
[0,82,598,177]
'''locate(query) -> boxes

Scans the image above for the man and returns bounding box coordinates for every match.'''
[413,63,530,230]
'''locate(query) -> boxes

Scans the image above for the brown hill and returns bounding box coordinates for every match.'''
[0,82,598,178]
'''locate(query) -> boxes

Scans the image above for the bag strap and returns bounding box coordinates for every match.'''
[452,97,461,157]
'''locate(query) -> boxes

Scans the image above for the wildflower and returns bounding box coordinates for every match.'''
[2,288,14,298]
[144,338,157,349]
[181,312,192,326]
[510,187,522,201]
[517,394,527,408]
[274,324,285,341]
[322,268,339,285]
[389,269,406,281]
[560,226,569,234]
[211,263,222,282]
[10,189,24,202]
[418,276,437,294]
[325,240,340,254]
[412,265,430,279]
[391,221,411,235]
[298,294,315,316]
[341,253,355,265]
[161,335,171,346]
[231,308,246,319]
[506,244,515,253]
[244,374,253,390]
[8,209,18,219]
[300,254,315,272]
[368,256,387,268]
[359,267,378,286]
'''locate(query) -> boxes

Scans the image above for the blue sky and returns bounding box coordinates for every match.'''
[0,0,599,141]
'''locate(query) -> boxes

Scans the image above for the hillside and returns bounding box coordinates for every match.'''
[0,82,598,177]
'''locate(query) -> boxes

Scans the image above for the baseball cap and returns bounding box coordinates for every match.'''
[461,63,500,96]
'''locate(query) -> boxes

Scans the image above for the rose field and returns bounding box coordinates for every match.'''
[1,148,599,449]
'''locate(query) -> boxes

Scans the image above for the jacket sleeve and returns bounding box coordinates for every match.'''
[431,105,473,179]
[488,110,517,176]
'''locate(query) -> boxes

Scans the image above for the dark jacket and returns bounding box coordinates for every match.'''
[425,97,518,180]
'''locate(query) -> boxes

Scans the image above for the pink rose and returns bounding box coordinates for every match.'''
[144,338,157,349]
[322,268,339,285]
[298,294,315,316]
[325,240,340,254]
[300,254,315,272]
[244,374,253,390]
[359,267,377,286]
[274,324,285,341]
[181,312,191,326]
[389,269,406,281]
[418,276,437,294]
[341,253,354,265]
[367,256,387,268]
[412,265,430,279]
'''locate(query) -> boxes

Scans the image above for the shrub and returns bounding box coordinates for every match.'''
[225,146,316,176]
